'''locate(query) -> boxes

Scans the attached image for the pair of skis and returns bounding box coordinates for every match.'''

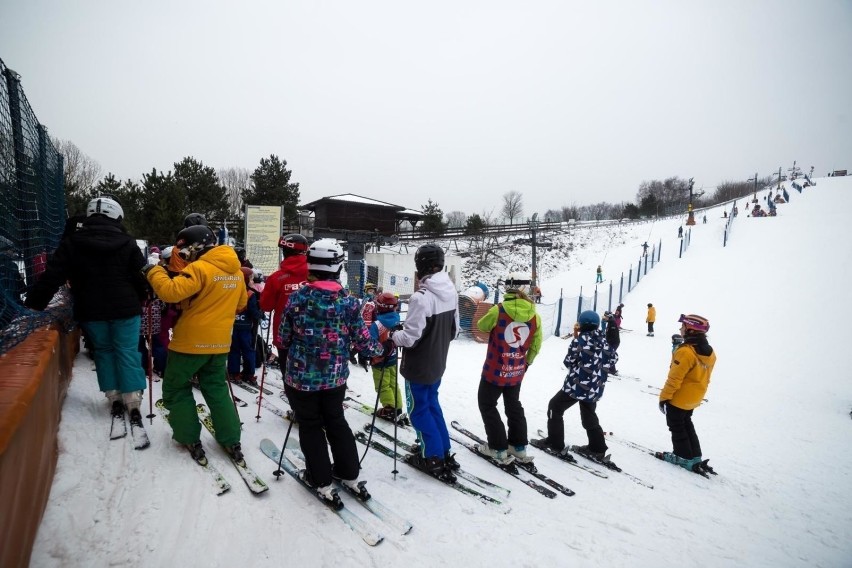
[154,399,269,495]
[259,438,414,546]
[110,405,150,450]
[533,429,654,489]
[603,432,717,479]
[354,428,511,513]
[448,421,574,498]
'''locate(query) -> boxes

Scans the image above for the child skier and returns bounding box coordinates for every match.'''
[369,292,407,424]
[475,272,542,464]
[646,303,656,336]
[227,267,264,386]
[532,310,618,462]
[658,314,716,473]
[277,239,384,503]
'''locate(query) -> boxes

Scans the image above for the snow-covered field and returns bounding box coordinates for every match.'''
[31,177,852,567]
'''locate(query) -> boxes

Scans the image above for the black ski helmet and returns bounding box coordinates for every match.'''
[175,225,216,260]
[414,243,444,275]
[278,233,309,257]
[183,212,208,228]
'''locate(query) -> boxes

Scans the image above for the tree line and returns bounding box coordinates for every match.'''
[56,137,775,244]
[57,139,300,246]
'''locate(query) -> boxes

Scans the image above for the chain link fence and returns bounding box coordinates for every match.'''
[1,58,70,355]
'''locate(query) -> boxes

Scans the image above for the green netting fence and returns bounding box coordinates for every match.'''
[1,58,70,355]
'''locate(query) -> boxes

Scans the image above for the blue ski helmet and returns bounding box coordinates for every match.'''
[578,310,600,331]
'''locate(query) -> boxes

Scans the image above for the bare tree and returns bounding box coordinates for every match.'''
[445,210,467,228]
[561,204,580,221]
[501,191,523,225]
[218,166,252,217]
[51,137,102,194]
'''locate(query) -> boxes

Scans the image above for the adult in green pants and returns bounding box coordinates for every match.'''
[145,225,247,463]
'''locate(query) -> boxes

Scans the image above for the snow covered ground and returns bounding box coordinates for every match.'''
[31,177,852,567]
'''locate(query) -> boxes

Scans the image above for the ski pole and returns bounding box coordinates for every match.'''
[145,298,155,422]
[255,317,268,421]
[359,360,385,466]
[225,372,242,426]
[391,351,400,478]
[273,415,296,479]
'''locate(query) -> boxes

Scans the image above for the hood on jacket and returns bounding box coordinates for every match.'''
[684,334,713,356]
[195,245,242,273]
[418,271,456,302]
[501,293,537,321]
[73,216,131,254]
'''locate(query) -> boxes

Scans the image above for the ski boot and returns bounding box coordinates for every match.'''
[187,441,208,466]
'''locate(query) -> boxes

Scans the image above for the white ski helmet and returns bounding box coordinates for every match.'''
[505,271,532,294]
[86,196,124,221]
[307,238,345,274]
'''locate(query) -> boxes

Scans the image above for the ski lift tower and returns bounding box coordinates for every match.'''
[748,172,759,202]
[684,177,703,226]
[529,213,540,287]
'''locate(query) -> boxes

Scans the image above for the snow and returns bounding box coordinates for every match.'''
[30,178,852,567]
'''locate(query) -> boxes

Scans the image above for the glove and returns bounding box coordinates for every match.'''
[659,401,668,415]
[142,264,158,277]
[381,339,396,359]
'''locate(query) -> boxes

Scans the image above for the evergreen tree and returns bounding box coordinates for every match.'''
[464,213,486,235]
[244,155,301,224]
[420,199,447,236]
[174,157,229,223]
[138,168,184,245]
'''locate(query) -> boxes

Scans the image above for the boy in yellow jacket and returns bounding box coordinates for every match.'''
[658,314,716,474]
[145,225,248,465]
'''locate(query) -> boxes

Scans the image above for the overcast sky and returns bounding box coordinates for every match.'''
[2,1,850,216]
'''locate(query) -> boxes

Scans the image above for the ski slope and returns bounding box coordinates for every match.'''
[31,177,852,567]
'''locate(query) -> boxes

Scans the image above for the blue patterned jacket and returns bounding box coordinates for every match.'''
[561,329,618,402]
[279,280,383,391]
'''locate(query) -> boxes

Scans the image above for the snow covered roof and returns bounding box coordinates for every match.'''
[301,193,408,211]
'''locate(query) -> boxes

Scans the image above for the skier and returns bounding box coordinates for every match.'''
[25,196,149,424]
[532,310,618,461]
[603,311,620,375]
[145,224,247,464]
[678,226,683,238]
[259,233,309,369]
[0,235,25,306]
[595,265,603,283]
[369,292,407,423]
[642,242,649,257]
[388,243,460,482]
[277,239,384,502]
[475,272,542,464]
[227,267,264,386]
[646,303,656,336]
[357,283,378,371]
[658,314,716,472]
[613,303,624,329]
[671,333,684,353]
[168,212,208,274]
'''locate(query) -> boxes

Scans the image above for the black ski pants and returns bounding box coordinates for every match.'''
[477,380,527,451]
[546,390,607,453]
[664,403,702,459]
[284,384,360,487]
